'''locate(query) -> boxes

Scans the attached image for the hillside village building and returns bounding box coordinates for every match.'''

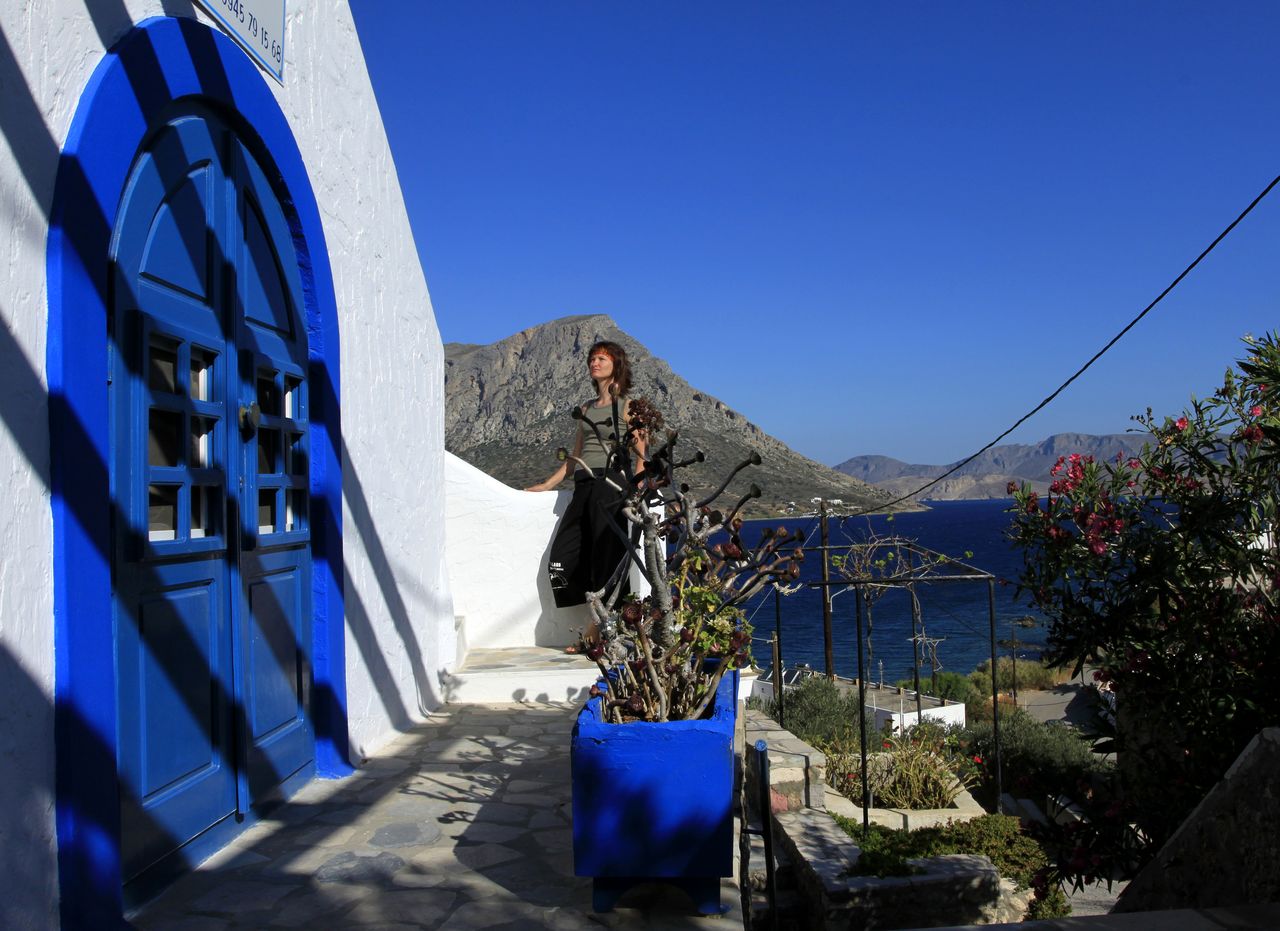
[0,3,507,925]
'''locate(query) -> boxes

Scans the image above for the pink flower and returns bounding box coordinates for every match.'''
[1251,405,1263,418]
[1175,417,1189,431]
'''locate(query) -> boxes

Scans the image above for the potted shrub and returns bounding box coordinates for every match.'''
[561,399,804,913]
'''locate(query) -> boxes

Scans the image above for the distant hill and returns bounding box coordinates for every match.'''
[444,315,899,517]
[834,432,1150,502]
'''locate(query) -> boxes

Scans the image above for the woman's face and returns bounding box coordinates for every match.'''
[588,350,615,385]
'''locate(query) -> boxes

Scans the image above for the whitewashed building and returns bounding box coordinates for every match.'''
[0,3,467,926]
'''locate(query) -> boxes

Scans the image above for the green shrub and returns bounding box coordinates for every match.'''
[963,708,1111,804]
[971,657,1072,692]
[893,670,979,704]
[770,681,984,810]
[764,675,869,748]
[831,732,975,810]
[833,814,1071,919]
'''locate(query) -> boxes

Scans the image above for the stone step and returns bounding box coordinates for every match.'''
[441,645,598,704]
[446,646,761,706]
[749,886,806,931]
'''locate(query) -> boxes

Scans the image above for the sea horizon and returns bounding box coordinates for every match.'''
[733,498,1045,683]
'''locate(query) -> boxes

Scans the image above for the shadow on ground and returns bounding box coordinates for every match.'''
[131,702,741,930]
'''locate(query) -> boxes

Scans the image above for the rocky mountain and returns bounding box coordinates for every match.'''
[444,315,898,517]
[834,432,1150,501]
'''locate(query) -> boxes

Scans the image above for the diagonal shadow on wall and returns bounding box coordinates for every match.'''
[0,7,454,925]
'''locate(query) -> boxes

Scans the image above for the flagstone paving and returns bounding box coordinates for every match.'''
[130,702,743,930]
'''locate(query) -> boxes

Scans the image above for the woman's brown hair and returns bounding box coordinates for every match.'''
[588,340,633,397]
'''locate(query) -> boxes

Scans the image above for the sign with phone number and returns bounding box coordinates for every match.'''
[195,0,286,84]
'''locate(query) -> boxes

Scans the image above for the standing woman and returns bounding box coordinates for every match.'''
[527,341,646,646]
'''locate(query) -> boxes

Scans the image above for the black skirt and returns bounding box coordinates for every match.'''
[547,469,631,608]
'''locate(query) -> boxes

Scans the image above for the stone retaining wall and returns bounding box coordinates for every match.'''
[744,708,1029,929]
[1116,727,1280,913]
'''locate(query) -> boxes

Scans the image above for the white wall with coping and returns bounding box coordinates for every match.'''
[749,681,968,733]
[445,452,586,652]
[444,452,652,655]
[0,3,453,925]
[868,694,968,733]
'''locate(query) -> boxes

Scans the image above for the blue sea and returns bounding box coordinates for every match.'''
[728,500,1047,682]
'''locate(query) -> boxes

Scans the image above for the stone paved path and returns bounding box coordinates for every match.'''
[130,702,743,930]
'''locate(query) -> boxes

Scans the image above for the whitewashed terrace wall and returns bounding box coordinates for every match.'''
[871,699,968,734]
[0,3,453,925]
[445,452,585,652]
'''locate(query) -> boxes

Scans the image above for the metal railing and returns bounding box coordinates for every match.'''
[756,506,1006,828]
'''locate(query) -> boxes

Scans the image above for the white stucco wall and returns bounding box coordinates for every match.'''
[0,5,110,927]
[0,3,453,924]
[287,3,456,759]
[445,453,584,651]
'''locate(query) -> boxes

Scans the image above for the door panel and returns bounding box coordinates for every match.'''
[247,567,304,739]
[140,168,214,302]
[138,584,221,795]
[240,195,295,336]
[242,550,312,799]
[117,562,234,878]
[112,109,314,885]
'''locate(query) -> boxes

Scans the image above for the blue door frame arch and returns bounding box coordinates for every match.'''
[47,17,348,926]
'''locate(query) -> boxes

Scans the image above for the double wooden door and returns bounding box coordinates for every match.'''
[110,109,315,884]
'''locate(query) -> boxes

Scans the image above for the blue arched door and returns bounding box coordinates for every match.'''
[110,108,315,886]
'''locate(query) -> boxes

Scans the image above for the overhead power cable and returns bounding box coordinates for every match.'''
[845,171,1280,519]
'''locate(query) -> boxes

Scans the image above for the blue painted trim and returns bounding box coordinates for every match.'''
[47,17,348,928]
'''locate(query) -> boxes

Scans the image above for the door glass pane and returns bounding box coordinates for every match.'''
[190,417,214,468]
[258,489,276,534]
[258,429,280,475]
[257,372,281,416]
[149,485,178,541]
[286,433,306,476]
[149,338,179,393]
[287,490,307,532]
[149,409,183,467]
[284,376,302,419]
[190,485,218,538]
[190,349,216,400]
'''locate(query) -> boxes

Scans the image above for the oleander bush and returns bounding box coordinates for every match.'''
[1008,332,1280,881]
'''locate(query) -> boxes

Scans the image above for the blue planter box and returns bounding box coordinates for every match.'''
[571,669,738,913]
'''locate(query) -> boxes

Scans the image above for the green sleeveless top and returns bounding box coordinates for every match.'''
[577,400,622,472]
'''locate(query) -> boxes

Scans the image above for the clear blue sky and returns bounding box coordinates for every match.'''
[350,2,1280,466]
